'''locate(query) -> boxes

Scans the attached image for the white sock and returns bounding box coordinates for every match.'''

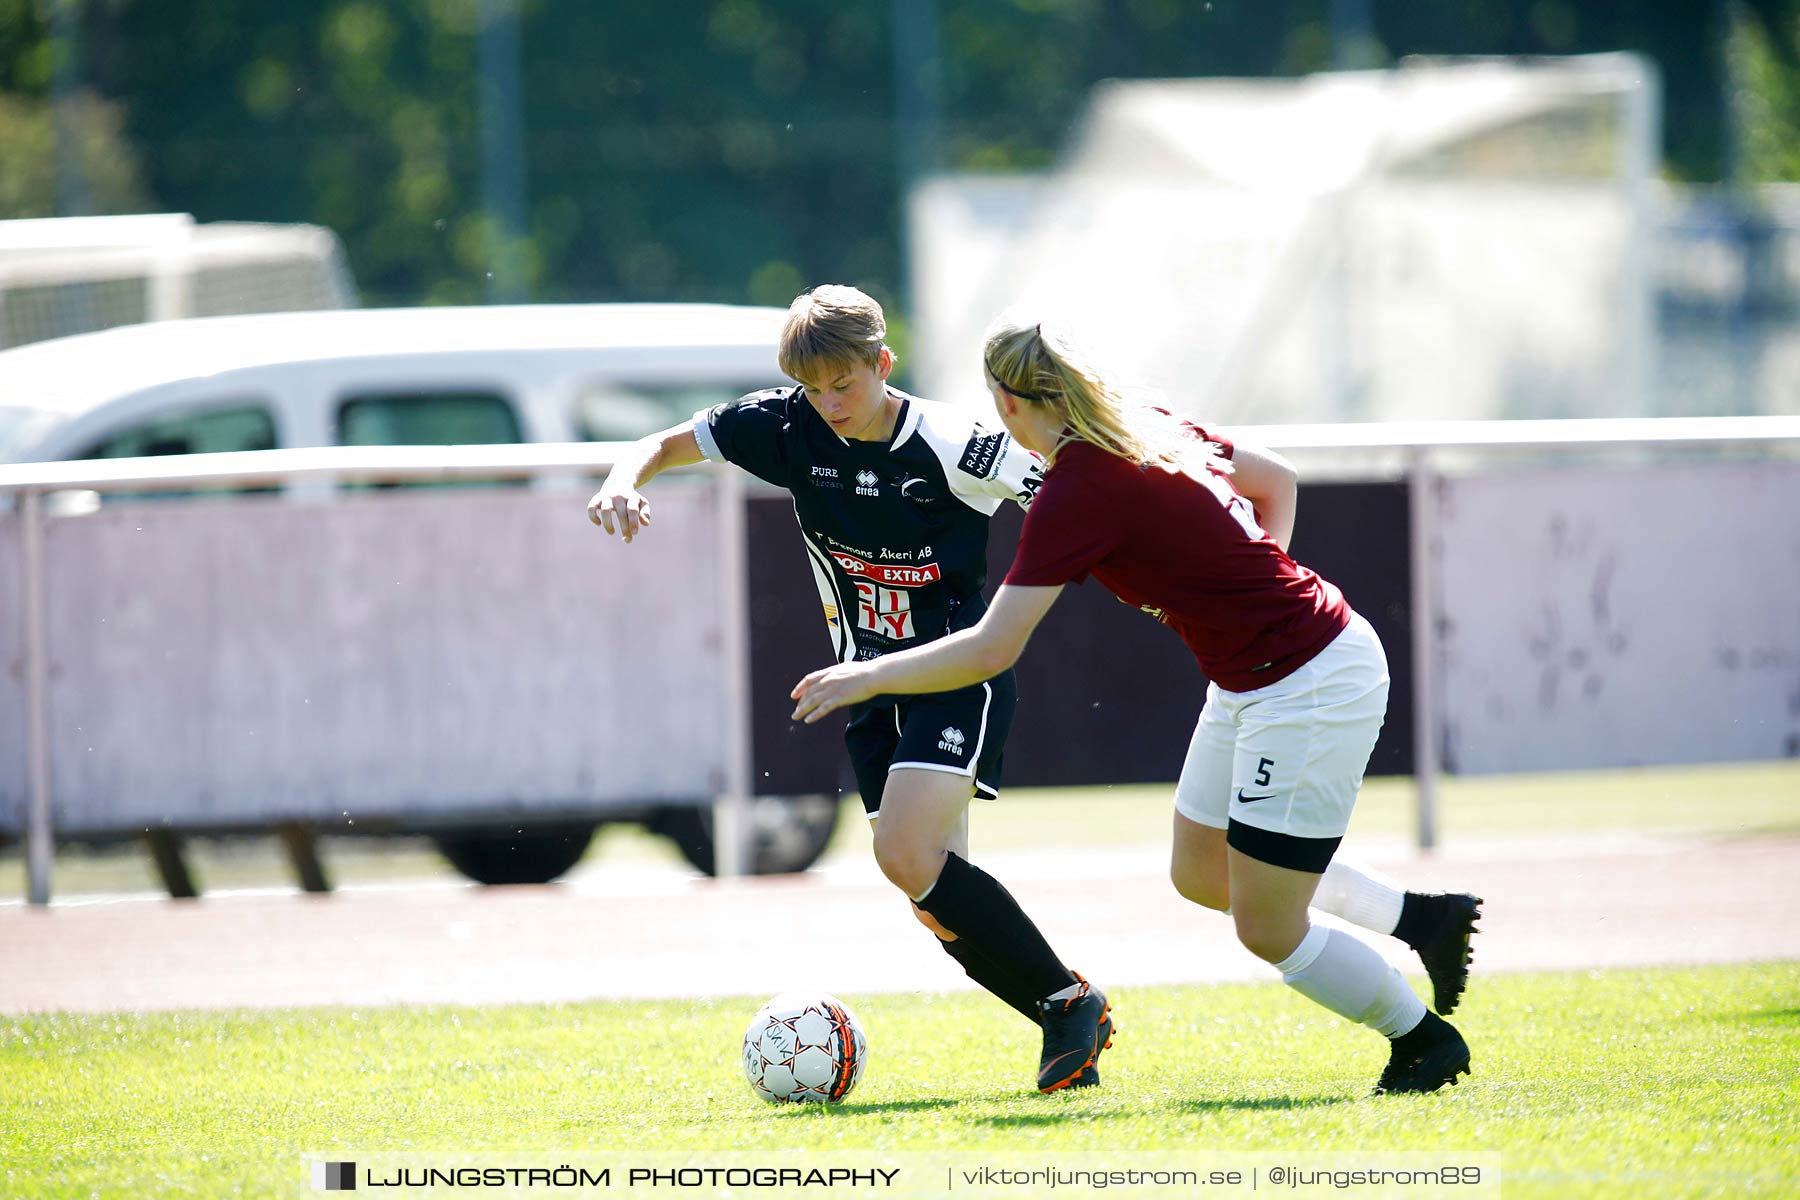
[1043,981,1084,1003]
[1274,925,1425,1038]
[1312,859,1406,937]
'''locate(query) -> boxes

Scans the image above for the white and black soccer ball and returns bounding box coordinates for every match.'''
[741,992,868,1104]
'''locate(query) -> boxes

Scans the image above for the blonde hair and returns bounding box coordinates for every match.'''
[779,285,890,382]
[983,318,1207,470]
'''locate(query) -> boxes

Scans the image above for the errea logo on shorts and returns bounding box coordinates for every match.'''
[854,470,880,497]
[938,726,966,756]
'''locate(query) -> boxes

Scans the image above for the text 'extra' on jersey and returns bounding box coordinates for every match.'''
[693,386,1044,663]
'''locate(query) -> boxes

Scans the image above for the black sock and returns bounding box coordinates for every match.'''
[914,852,1076,999]
[932,928,1043,1026]
[1392,892,1438,950]
[1388,1009,1448,1048]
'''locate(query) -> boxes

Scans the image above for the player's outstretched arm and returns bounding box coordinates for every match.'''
[586,423,705,543]
[790,584,1064,723]
[1223,439,1298,552]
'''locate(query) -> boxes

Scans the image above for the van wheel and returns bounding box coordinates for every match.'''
[650,795,841,877]
[432,823,597,885]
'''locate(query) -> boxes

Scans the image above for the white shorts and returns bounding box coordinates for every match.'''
[1173,611,1389,870]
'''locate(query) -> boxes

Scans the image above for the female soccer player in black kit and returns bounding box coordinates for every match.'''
[588,287,1112,1093]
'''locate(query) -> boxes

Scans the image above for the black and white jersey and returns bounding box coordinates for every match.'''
[693,386,1045,663]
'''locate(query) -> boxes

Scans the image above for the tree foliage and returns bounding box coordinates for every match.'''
[1736,5,1800,182]
[0,88,147,217]
[1,0,1796,308]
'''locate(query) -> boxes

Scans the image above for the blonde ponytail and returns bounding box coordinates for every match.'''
[982,318,1216,471]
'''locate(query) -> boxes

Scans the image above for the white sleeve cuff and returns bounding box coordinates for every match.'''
[691,409,726,464]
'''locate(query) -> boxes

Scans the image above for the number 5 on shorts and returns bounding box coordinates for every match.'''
[1234,755,1278,804]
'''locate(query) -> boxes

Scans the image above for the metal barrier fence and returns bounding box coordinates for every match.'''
[5,418,1798,905]
[0,446,752,904]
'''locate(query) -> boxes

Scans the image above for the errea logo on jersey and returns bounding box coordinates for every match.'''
[938,726,966,756]
[854,469,880,496]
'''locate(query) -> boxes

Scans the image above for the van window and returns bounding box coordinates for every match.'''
[576,383,767,442]
[337,390,523,446]
[72,403,278,502]
[82,405,277,460]
[336,389,523,490]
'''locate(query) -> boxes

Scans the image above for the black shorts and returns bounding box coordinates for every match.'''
[843,670,1016,818]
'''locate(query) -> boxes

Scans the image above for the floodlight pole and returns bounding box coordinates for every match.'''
[1714,0,1770,415]
[891,0,944,317]
[1618,54,1660,416]
[44,0,97,340]
[1716,0,1749,197]
[1330,0,1380,71]
[46,0,90,218]
[477,0,530,305]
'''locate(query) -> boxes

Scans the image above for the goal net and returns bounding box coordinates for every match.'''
[0,213,356,350]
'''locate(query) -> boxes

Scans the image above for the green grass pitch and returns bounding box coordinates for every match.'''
[4,962,1796,1199]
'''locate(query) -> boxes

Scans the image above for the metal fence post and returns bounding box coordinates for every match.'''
[1407,449,1441,852]
[21,488,55,904]
[713,468,753,878]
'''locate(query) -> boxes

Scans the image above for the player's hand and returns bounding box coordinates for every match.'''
[790,663,878,724]
[586,482,652,542]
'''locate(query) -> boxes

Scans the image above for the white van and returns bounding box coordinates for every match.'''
[0,303,786,466]
[0,304,850,894]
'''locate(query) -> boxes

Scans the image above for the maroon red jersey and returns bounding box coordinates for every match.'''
[1003,425,1351,692]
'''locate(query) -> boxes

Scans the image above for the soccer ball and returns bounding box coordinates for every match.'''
[741,992,868,1104]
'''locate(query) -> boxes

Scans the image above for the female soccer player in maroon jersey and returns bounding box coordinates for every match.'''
[791,317,1480,1095]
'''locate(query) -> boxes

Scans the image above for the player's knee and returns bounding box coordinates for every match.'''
[871,833,944,900]
[1232,910,1305,964]
[1170,859,1230,911]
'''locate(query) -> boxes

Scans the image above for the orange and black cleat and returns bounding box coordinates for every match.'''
[1037,975,1111,1093]
[1065,1001,1115,1089]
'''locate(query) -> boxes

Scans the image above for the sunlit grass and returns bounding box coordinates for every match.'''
[3,963,1796,1199]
